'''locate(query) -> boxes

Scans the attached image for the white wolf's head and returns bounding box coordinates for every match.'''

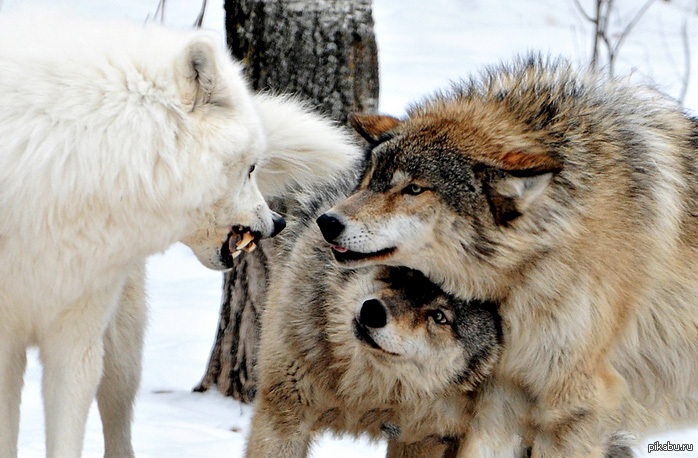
[172,32,361,270]
[170,32,284,270]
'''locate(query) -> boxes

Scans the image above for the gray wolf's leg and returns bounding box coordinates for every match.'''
[245,403,311,458]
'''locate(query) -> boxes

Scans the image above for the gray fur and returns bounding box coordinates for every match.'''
[245,167,502,457]
[322,56,697,456]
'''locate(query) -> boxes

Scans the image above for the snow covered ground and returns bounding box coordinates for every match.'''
[5,0,698,456]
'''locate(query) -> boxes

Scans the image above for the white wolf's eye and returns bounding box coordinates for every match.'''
[248,164,256,177]
[402,183,426,195]
[429,310,449,325]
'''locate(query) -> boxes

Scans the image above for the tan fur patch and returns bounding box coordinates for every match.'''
[351,113,402,142]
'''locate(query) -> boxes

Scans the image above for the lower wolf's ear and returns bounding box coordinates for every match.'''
[350,113,401,143]
[484,172,554,226]
[177,33,226,110]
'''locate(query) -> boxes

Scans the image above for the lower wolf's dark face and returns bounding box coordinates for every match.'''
[317,111,561,296]
[350,267,501,392]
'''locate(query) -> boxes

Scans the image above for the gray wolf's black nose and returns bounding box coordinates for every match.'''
[359,299,387,328]
[270,211,286,237]
[316,213,345,242]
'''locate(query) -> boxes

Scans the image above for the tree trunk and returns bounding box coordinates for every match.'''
[228,0,379,123]
[194,0,378,403]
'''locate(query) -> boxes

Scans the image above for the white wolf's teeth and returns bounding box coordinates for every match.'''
[243,241,257,253]
[232,250,243,259]
[236,232,255,250]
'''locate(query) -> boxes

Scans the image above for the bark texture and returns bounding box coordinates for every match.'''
[227,0,379,122]
[193,234,277,402]
[195,0,378,403]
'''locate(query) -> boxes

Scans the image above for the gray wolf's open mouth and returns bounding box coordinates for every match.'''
[331,245,396,263]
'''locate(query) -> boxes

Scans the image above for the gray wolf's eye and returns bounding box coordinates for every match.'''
[429,309,448,325]
[402,183,426,195]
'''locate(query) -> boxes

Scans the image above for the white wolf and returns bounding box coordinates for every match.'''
[0,10,360,458]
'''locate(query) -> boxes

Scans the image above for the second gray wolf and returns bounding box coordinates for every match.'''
[317,56,698,457]
[245,175,502,457]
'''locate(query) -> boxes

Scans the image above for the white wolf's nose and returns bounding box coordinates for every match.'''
[270,211,286,237]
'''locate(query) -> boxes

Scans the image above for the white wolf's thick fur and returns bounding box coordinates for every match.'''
[0,10,361,458]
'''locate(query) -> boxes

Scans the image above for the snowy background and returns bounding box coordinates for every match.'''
[4,0,698,456]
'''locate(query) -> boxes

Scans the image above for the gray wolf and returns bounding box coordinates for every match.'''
[317,56,698,457]
[0,10,360,458]
[245,175,502,457]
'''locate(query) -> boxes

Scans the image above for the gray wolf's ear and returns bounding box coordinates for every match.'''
[480,152,561,226]
[350,113,401,142]
[177,34,227,110]
[485,172,554,226]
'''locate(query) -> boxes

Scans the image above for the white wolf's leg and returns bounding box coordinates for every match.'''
[97,263,147,458]
[39,290,120,458]
[0,336,27,458]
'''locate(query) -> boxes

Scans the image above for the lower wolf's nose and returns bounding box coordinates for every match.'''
[359,299,387,328]
[316,213,345,242]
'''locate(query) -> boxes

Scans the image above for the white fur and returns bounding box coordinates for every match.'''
[252,93,361,198]
[0,10,360,458]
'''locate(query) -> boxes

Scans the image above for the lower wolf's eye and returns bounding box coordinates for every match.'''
[402,183,426,195]
[429,310,448,325]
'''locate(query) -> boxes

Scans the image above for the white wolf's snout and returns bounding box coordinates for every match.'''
[180,179,286,271]
[244,202,285,240]
[183,201,285,271]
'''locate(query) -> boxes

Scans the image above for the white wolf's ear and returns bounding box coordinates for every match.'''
[481,151,561,226]
[253,94,363,198]
[350,113,401,143]
[177,33,228,110]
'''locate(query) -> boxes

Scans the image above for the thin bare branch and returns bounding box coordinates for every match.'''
[156,0,166,23]
[590,0,605,68]
[193,0,208,28]
[613,0,654,56]
[572,0,595,22]
[145,0,166,24]
[600,27,615,74]
[679,19,691,105]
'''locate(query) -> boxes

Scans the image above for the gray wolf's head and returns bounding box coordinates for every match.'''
[317,60,573,296]
[329,266,500,399]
